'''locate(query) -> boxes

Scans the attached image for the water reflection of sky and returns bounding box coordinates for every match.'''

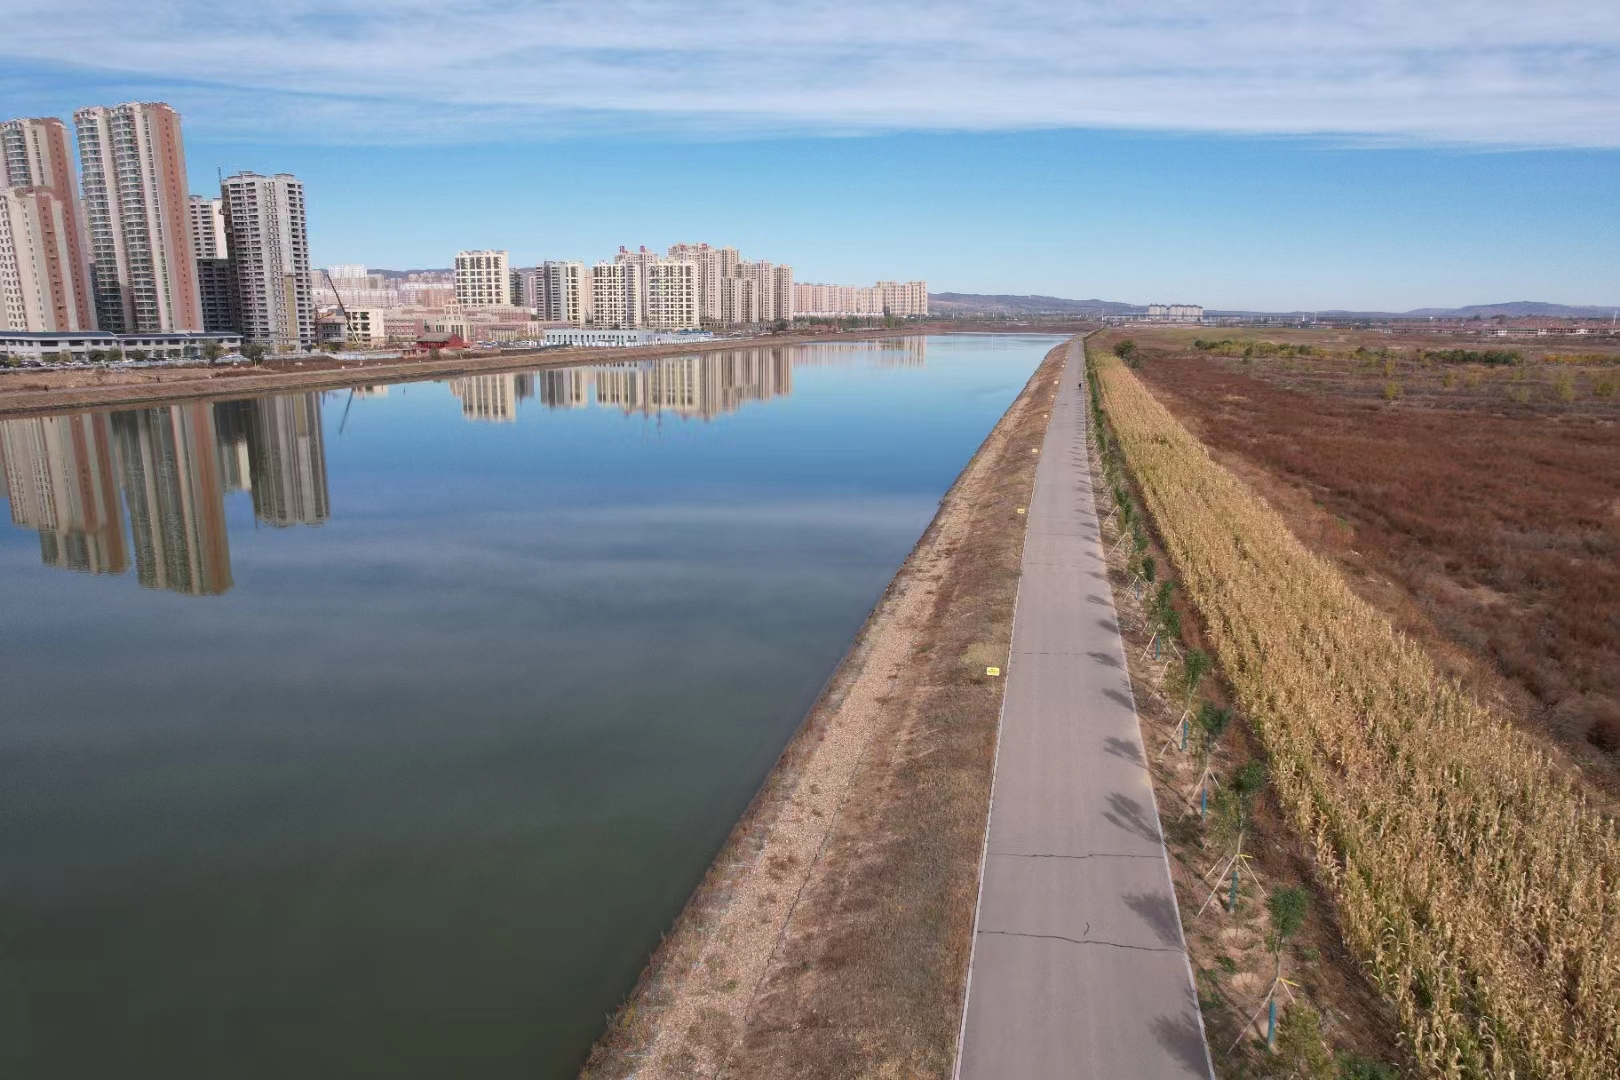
[0,334,1060,1079]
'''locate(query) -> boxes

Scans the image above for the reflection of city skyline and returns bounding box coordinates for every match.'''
[0,393,330,596]
[443,337,927,426]
[1,339,933,588]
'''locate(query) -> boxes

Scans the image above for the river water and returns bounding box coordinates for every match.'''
[0,333,1059,1078]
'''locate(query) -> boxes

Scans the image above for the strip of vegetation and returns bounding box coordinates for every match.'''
[1191,339,1528,367]
[1087,348,1619,1079]
[1088,348,1403,1079]
[1417,348,1523,366]
[1194,339,1318,358]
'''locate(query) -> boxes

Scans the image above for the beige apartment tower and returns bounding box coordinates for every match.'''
[591,262,642,328]
[531,260,590,324]
[73,103,202,333]
[1,117,96,331]
[455,250,511,308]
[668,243,739,324]
[186,195,235,333]
[220,172,313,349]
[645,260,699,329]
[0,187,97,332]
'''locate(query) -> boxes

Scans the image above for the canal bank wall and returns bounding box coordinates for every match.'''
[580,339,1074,1080]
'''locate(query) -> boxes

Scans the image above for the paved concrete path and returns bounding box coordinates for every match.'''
[955,341,1212,1080]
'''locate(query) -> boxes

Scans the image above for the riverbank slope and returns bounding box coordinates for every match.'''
[580,340,1070,1079]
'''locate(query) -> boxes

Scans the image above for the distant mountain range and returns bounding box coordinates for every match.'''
[928,293,1139,316]
[931,294,1618,320]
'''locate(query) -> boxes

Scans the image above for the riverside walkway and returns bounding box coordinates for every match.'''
[955,340,1213,1079]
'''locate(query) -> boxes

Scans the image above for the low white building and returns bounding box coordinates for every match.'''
[542,328,714,349]
[0,330,243,363]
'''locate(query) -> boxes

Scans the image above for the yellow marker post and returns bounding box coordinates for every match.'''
[986,667,1002,677]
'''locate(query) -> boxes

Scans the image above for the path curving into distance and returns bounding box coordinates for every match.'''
[954,340,1213,1080]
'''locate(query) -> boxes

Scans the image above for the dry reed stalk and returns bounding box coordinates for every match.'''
[1090,350,1619,1080]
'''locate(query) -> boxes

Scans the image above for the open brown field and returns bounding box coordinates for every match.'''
[1104,327,1620,785]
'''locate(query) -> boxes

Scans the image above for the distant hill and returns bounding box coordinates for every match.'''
[929,293,1139,317]
[1397,301,1618,319]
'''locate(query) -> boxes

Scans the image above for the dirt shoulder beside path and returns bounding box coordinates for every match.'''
[580,341,1069,1080]
[0,323,1092,420]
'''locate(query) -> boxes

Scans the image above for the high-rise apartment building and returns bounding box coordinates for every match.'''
[877,281,929,318]
[614,246,662,322]
[590,262,642,329]
[186,195,235,334]
[645,260,698,329]
[668,243,739,324]
[186,196,226,261]
[773,265,795,323]
[73,102,202,333]
[0,186,97,332]
[734,261,777,324]
[719,276,758,326]
[532,260,589,324]
[220,172,313,349]
[1,117,95,331]
[454,250,511,308]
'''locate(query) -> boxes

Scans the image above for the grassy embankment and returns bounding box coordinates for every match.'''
[1088,347,1619,1079]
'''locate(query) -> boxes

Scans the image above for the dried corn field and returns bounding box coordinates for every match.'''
[1089,349,1619,1079]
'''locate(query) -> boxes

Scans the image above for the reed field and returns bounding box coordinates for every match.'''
[1089,348,1619,1079]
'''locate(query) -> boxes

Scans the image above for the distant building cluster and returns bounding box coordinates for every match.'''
[0,103,312,356]
[1145,303,1204,323]
[315,241,928,349]
[0,100,928,360]
[793,280,928,318]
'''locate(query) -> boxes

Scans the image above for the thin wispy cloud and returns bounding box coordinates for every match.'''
[6,1,1620,146]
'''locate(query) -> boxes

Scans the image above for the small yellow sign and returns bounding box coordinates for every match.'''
[986,666,1002,677]
[1030,448,1040,454]
[1016,507,1026,515]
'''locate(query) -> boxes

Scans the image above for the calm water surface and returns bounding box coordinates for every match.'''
[0,334,1058,1077]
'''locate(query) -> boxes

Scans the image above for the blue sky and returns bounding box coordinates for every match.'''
[5,0,1619,311]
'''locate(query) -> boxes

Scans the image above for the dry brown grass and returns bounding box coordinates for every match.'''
[1118,331,1620,787]
[1091,346,1619,1079]
[580,343,1067,1080]
[1082,383,1408,1078]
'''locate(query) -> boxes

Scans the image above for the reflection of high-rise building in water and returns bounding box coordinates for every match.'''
[450,374,524,423]
[593,348,793,421]
[240,394,330,528]
[211,400,254,495]
[1,392,334,593]
[112,404,232,596]
[540,368,590,409]
[793,336,928,368]
[0,413,127,574]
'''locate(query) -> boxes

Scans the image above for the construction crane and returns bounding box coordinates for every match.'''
[322,268,353,349]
